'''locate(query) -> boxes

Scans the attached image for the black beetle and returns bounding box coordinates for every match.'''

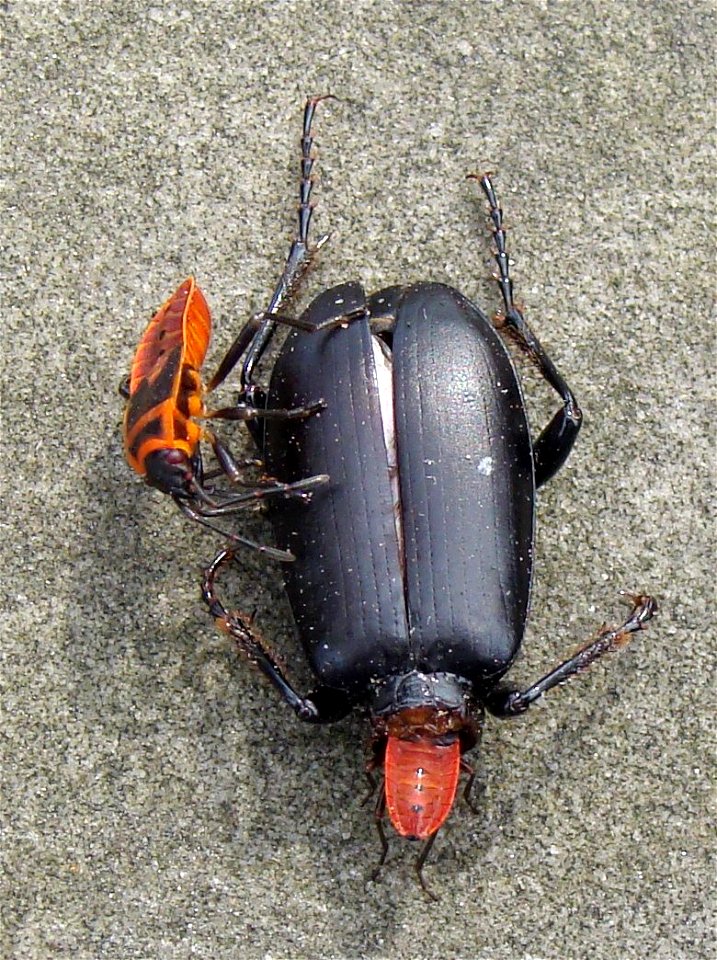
[202,97,657,895]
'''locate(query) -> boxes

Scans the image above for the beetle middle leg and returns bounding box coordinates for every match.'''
[470,172,583,488]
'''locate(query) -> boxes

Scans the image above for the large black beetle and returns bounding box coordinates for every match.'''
[202,98,657,894]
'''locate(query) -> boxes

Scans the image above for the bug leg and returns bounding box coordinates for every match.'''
[370,790,390,883]
[241,95,336,401]
[202,548,354,722]
[207,398,326,423]
[176,501,296,561]
[485,593,658,717]
[118,375,131,399]
[192,429,328,502]
[203,428,323,487]
[469,172,583,487]
[414,833,440,902]
[189,473,330,515]
[200,460,265,486]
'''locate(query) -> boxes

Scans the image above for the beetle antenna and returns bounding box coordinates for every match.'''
[468,171,521,323]
[468,171,583,486]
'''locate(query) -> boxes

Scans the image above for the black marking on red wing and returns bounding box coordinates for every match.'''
[124,344,183,435]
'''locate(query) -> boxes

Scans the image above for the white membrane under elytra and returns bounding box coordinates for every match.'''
[371,335,404,565]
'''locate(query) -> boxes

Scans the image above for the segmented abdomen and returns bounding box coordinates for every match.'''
[384,737,461,840]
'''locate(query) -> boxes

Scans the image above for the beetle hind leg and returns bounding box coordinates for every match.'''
[469,172,583,487]
[201,547,354,722]
[241,95,337,399]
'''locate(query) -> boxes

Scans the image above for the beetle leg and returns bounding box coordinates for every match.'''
[202,547,354,722]
[205,305,361,396]
[240,95,337,401]
[485,593,658,717]
[469,172,583,487]
[366,285,404,337]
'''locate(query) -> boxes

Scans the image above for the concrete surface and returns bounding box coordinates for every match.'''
[2,2,714,958]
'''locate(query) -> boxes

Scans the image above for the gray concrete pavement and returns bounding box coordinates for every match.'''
[2,2,714,958]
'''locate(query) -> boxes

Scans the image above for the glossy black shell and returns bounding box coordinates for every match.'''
[263,281,535,697]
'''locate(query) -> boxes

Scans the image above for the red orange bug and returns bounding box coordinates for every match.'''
[121,96,364,554]
[121,276,330,557]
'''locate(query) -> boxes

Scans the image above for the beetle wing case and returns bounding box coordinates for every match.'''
[265,283,411,692]
[264,281,535,696]
[393,283,534,682]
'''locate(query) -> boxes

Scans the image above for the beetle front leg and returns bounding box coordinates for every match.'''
[485,594,658,718]
[202,547,354,724]
[205,306,361,396]
[470,172,583,487]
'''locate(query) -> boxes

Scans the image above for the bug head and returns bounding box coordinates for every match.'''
[369,672,482,841]
[144,448,195,498]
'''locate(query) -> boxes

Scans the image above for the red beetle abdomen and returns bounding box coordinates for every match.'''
[384,735,461,840]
